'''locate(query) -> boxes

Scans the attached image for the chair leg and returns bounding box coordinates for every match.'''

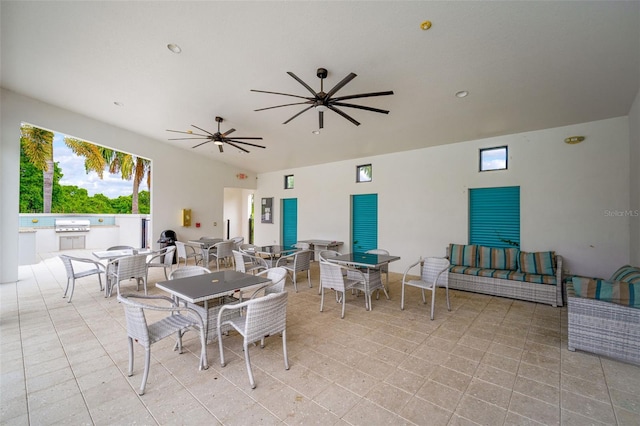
[320,287,325,312]
[218,325,226,367]
[127,337,134,377]
[430,287,437,320]
[244,342,256,389]
[341,291,346,318]
[139,347,151,395]
[198,325,208,371]
[292,272,298,293]
[400,282,405,310]
[307,270,311,288]
[421,289,426,304]
[282,329,290,370]
[445,286,451,311]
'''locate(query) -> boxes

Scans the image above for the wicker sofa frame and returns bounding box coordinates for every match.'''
[448,254,563,307]
[567,281,640,366]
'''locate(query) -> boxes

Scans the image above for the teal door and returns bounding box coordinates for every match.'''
[282,198,297,249]
[351,194,378,252]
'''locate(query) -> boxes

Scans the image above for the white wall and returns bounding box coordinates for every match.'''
[628,90,640,266]
[255,116,632,279]
[0,89,256,283]
[223,187,254,243]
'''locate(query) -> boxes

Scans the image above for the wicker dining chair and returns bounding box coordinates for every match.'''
[318,250,343,294]
[365,248,390,290]
[319,260,367,318]
[106,254,148,297]
[175,241,203,267]
[249,267,288,299]
[59,255,105,302]
[401,257,450,320]
[207,240,234,270]
[276,249,312,292]
[117,293,208,395]
[217,291,289,389]
[233,250,268,275]
[146,245,176,280]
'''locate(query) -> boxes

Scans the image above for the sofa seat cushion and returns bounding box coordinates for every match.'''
[572,276,639,309]
[609,265,640,284]
[478,246,519,270]
[519,251,556,276]
[449,244,477,267]
[450,266,557,285]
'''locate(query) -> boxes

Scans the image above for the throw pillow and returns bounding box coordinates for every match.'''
[478,246,519,270]
[448,244,477,267]
[609,265,640,284]
[572,276,639,308]
[519,251,556,276]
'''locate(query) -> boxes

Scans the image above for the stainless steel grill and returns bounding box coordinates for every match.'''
[55,219,91,233]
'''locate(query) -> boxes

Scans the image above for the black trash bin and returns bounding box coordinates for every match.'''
[157,230,177,264]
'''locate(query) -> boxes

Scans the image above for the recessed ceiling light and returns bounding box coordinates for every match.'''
[312,130,320,135]
[455,90,469,98]
[167,43,182,54]
[113,101,124,107]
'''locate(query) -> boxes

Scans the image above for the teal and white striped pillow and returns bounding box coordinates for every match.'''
[478,246,519,270]
[518,251,556,276]
[609,265,640,284]
[449,244,477,267]
[572,276,639,308]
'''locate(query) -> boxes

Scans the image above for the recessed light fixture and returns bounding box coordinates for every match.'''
[455,90,469,98]
[312,130,320,135]
[167,43,182,54]
[113,101,124,107]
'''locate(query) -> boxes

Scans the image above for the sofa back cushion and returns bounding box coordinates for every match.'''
[449,244,477,267]
[518,251,556,276]
[572,276,639,309]
[478,246,519,271]
[609,265,640,284]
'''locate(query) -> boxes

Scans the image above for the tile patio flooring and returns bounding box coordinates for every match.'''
[1,250,639,425]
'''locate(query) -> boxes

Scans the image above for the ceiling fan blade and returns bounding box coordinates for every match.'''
[225,141,250,153]
[168,137,212,141]
[331,102,390,114]
[224,136,263,140]
[218,144,224,153]
[166,129,210,137]
[191,124,216,136]
[327,105,361,126]
[251,89,310,100]
[332,90,394,102]
[325,72,357,98]
[283,105,314,124]
[226,139,266,149]
[319,111,324,129]
[192,141,211,149]
[287,72,318,97]
[255,101,312,112]
[222,128,236,137]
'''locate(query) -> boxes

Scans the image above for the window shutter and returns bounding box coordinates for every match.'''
[282,198,297,249]
[469,186,520,248]
[352,194,378,252]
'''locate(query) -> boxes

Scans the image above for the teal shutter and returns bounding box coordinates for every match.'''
[352,194,378,252]
[281,198,297,249]
[469,186,520,248]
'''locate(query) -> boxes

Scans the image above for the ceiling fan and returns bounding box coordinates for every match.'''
[251,67,393,129]
[166,116,265,153]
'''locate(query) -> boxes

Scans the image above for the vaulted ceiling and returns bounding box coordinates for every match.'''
[2,1,638,173]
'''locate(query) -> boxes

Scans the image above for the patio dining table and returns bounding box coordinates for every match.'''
[253,245,298,267]
[188,238,223,266]
[92,248,152,261]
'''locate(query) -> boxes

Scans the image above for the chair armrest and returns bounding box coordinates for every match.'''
[66,255,106,271]
[402,258,423,282]
[275,252,296,266]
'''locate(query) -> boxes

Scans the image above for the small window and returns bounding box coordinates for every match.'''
[356,164,372,183]
[480,146,508,171]
[284,174,294,189]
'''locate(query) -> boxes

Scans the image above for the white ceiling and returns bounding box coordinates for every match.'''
[2,1,638,173]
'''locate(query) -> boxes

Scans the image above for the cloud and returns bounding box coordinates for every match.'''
[53,134,148,198]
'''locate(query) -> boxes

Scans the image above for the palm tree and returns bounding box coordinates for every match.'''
[131,157,151,214]
[102,149,150,214]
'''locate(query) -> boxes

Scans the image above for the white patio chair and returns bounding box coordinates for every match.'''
[276,249,312,292]
[106,254,148,297]
[117,293,207,395]
[249,267,288,299]
[293,242,310,250]
[401,257,450,320]
[318,249,343,294]
[207,240,234,270]
[319,260,367,318]
[59,255,105,302]
[233,250,268,275]
[146,245,176,280]
[365,248,390,289]
[175,241,203,266]
[217,291,289,389]
[230,236,244,251]
[169,265,211,280]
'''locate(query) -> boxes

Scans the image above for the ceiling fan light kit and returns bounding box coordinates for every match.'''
[252,67,393,129]
[166,116,265,153]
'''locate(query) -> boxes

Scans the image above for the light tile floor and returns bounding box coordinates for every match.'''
[1,251,639,425]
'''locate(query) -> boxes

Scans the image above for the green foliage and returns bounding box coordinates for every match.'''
[19,145,43,212]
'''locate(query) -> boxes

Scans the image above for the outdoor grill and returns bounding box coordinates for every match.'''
[55,219,91,233]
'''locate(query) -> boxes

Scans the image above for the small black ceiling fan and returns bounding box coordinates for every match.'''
[251,67,393,129]
[166,116,265,153]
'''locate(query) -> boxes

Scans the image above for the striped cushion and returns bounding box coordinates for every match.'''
[449,244,477,267]
[573,277,639,308]
[518,251,556,276]
[478,246,519,270]
[609,265,640,284]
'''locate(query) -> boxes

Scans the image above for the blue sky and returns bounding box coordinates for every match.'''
[53,133,148,198]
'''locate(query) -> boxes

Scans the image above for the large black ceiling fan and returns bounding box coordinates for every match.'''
[251,67,393,129]
[166,116,265,153]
